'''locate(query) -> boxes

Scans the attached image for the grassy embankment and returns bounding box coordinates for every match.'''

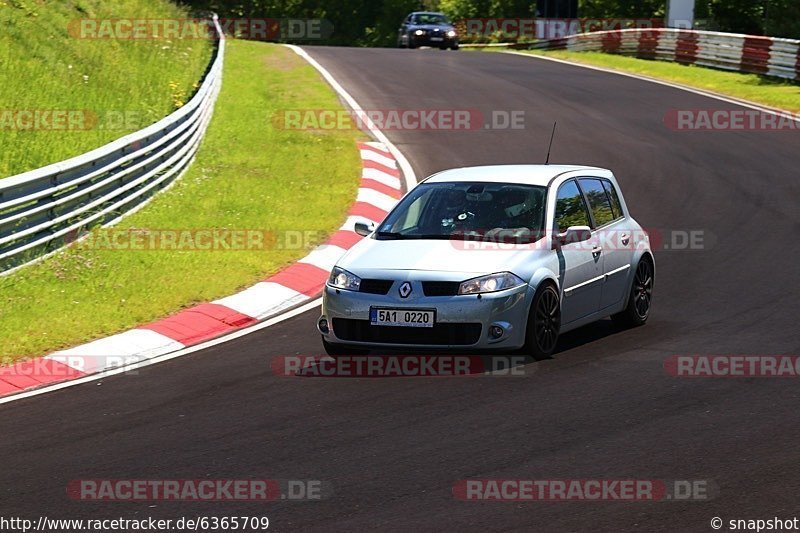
[0,37,363,361]
[0,0,213,176]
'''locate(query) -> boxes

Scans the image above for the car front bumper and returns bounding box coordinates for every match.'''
[411,35,458,47]
[320,281,531,351]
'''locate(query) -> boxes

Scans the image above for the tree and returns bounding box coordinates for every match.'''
[578,0,665,18]
[180,0,800,44]
[707,0,764,34]
[700,0,800,37]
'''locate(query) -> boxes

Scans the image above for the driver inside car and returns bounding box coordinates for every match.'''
[484,187,538,244]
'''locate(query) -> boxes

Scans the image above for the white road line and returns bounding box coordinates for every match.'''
[285,45,419,190]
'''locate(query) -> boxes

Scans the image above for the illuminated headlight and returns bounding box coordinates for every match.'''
[458,272,525,295]
[447,30,456,37]
[328,267,361,291]
[414,29,424,35]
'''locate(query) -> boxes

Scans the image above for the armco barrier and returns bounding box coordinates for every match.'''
[0,16,225,274]
[528,28,800,81]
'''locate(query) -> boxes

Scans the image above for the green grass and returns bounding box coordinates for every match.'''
[0,41,363,362]
[519,50,800,112]
[0,0,212,177]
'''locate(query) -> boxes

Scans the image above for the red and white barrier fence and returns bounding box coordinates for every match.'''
[530,28,800,81]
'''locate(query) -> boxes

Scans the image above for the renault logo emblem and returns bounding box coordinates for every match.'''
[398,282,412,298]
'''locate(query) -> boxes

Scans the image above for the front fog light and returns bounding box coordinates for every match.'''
[318,317,329,334]
[489,325,504,339]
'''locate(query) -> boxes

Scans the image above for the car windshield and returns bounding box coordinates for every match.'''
[412,14,449,25]
[377,182,547,242]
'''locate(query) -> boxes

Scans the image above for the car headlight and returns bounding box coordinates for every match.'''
[447,30,456,37]
[458,272,525,295]
[414,29,424,35]
[328,267,361,291]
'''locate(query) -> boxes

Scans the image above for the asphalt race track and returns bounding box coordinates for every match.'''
[1,48,799,531]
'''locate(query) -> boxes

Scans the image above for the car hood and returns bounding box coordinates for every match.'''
[413,24,455,31]
[336,237,548,279]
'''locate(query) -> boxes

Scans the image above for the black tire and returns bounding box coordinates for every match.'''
[407,35,417,49]
[451,44,459,50]
[439,45,448,50]
[611,257,654,328]
[521,283,561,361]
[322,337,369,356]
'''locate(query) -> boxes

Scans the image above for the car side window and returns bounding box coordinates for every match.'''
[601,179,624,219]
[554,180,591,231]
[578,178,616,227]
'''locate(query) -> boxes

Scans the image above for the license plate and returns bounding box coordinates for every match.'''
[370,308,435,328]
[430,37,444,42]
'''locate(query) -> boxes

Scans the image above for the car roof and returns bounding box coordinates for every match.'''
[410,12,447,16]
[423,165,612,187]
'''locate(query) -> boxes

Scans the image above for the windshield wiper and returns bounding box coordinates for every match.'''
[375,232,449,240]
[413,234,454,240]
[375,231,404,239]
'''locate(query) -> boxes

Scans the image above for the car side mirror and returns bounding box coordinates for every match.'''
[354,221,376,237]
[556,225,591,246]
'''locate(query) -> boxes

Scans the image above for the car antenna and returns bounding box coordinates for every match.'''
[545,121,557,165]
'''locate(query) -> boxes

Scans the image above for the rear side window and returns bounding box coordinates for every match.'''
[554,180,591,231]
[602,180,624,219]
[578,178,616,227]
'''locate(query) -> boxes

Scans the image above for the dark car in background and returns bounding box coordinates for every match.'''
[397,12,459,50]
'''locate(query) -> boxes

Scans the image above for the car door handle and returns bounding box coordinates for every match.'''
[592,246,602,257]
[620,233,630,246]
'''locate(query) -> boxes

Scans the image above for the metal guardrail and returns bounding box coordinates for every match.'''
[0,15,225,274]
[528,28,800,81]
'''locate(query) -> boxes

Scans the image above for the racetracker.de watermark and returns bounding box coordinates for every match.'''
[68,18,333,40]
[67,479,329,501]
[272,355,530,378]
[0,109,92,131]
[65,229,326,252]
[665,355,800,377]
[0,355,143,378]
[272,109,526,131]
[664,109,800,131]
[453,479,716,501]
[446,228,710,252]
[0,109,158,132]
[460,18,665,40]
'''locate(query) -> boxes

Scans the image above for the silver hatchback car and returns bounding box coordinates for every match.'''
[319,165,654,359]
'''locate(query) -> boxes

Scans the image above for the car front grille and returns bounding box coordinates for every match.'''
[421,281,461,296]
[332,319,482,346]
[359,279,393,295]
